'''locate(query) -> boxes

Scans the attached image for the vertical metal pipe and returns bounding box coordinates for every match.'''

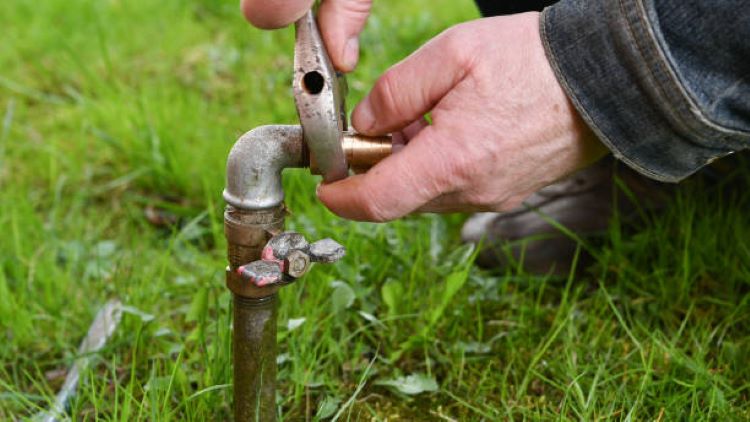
[222,123,390,420]
[225,205,285,422]
[232,294,278,421]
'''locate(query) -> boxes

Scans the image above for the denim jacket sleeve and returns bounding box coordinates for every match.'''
[541,0,750,182]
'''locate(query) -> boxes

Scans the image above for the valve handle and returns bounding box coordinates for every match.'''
[236,232,345,287]
[293,10,349,182]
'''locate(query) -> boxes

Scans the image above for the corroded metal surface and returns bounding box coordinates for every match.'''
[223,125,305,210]
[224,8,393,421]
[235,232,345,287]
[293,10,348,182]
[237,260,285,288]
[233,294,277,422]
[225,205,286,298]
[307,238,346,263]
[224,205,284,422]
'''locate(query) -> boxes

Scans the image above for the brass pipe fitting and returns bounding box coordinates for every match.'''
[225,205,286,298]
[343,132,392,174]
[309,131,392,175]
[223,124,390,422]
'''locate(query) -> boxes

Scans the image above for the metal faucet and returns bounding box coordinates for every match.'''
[223,9,392,421]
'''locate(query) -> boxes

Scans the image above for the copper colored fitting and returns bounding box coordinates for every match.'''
[309,131,392,175]
[343,132,392,173]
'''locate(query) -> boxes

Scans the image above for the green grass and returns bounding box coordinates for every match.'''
[1,0,749,420]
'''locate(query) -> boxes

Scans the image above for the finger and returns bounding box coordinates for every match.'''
[351,26,474,135]
[317,126,453,221]
[318,0,372,72]
[241,0,313,29]
[401,117,429,140]
[392,118,429,152]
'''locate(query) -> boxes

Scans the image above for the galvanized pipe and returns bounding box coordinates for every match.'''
[226,207,286,422]
[224,124,391,421]
[225,124,303,421]
[224,125,305,210]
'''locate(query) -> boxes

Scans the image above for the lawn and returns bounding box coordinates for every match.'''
[1,0,749,420]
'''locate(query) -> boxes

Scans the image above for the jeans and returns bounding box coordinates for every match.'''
[477,0,750,182]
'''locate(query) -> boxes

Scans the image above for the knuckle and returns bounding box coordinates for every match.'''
[451,161,476,189]
[415,132,458,191]
[341,0,372,15]
[240,0,300,29]
[323,0,371,29]
[350,184,392,222]
[446,149,479,190]
[440,25,475,69]
[372,70,406,120]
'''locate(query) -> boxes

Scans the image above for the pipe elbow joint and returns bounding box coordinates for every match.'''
[224,125,305,210]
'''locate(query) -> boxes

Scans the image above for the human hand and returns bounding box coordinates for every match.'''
[317,12,608,222]
[240,0,371,71]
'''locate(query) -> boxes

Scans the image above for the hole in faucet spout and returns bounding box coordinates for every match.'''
[302,71,325,95]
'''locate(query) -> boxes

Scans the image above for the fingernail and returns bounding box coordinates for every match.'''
[354,98,376,133]
[343,37,359,71]
[315,183,322,198]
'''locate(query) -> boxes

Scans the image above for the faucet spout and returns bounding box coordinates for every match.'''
[223,125,306,210]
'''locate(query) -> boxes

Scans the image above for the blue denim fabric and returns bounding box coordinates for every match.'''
[542,0,750,182]
[474,0,555,16]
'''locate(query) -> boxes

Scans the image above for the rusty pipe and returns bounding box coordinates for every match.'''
[225,126,391,210]
[224,125,301,421]
[225,205,285,422]
[232,293,278,421]
[224,125,390,421]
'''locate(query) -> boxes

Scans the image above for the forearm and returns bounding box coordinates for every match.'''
[542,0,750,182]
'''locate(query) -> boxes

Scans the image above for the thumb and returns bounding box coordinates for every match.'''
[317,125,453,221]
[318,0,372,72]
